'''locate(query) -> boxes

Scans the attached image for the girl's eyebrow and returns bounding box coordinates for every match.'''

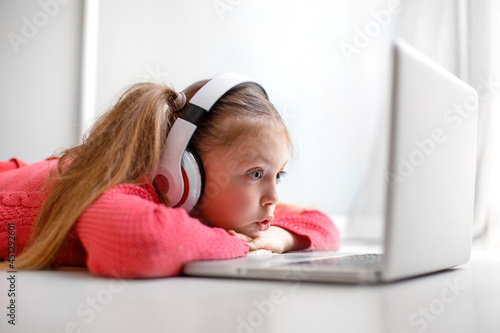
[243,157,288,170]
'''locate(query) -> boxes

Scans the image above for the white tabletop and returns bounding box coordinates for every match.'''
[2,242,499,333]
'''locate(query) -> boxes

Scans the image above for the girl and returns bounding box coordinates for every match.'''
[0,74,340,278]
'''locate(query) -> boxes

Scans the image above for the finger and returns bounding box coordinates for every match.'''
[228,230,253,242]
[247,242,257,251]
[248,237,267,251]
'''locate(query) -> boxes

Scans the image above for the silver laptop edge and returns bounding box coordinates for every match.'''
[380,39,477,282]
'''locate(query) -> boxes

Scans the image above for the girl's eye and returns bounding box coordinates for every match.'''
[276,171,287,182]
[248,170,263,180]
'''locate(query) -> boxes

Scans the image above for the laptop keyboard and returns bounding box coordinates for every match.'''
[294,253,382,268]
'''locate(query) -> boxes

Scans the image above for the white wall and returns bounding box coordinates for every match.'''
[0,0,83,163]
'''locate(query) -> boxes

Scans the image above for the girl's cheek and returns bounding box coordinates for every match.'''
[227,194,250,212]
[224,203,241,219]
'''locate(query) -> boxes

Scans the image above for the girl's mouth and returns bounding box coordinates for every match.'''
[256,216,273,232]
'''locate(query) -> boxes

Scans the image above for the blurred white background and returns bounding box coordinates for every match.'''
[1,0,498,242]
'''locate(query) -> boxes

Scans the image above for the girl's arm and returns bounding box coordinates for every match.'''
[76,185,249,278]
[271,204,341,251]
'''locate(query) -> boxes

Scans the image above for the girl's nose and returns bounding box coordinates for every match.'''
[261,182,279,207]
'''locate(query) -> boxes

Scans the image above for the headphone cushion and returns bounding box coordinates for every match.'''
[177,149,205,211]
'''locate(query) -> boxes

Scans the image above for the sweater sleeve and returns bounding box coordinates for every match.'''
[0,158,29,173]
[76,186,249,278]
[271,204,341,252]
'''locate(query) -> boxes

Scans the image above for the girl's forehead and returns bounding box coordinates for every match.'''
[237,121,290,147]
[226,132,289,166]
[201,117,291,168]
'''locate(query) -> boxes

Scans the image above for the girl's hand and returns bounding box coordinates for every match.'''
[228,226,309,254]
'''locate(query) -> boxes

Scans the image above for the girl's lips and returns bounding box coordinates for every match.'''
[257,221,270,231]
[256,216,273,232]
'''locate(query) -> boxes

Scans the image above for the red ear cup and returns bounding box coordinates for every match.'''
[153,174,169,193]
[175,167,190,208]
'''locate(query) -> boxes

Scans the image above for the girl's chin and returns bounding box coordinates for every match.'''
[235,227,261,239]
[244,230,261,238]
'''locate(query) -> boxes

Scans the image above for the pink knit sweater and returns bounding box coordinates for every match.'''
[0,158,340,278]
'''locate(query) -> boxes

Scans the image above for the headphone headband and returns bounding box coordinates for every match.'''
[154,73,266,211]
[190,73,265,112]
[180,73,266,125]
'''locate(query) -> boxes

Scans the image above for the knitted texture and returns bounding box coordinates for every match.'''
[273,205,341,252]
[77,184,249,278]
[1,159,341,278]
[0,159,55,258]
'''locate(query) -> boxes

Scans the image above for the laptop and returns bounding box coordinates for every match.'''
[182,39,478,284]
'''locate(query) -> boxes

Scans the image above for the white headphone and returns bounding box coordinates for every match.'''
[153,73,267,212]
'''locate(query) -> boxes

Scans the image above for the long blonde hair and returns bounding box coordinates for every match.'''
[8,78,292,270]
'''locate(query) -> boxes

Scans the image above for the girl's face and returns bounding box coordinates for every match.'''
[193,131,288,238]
